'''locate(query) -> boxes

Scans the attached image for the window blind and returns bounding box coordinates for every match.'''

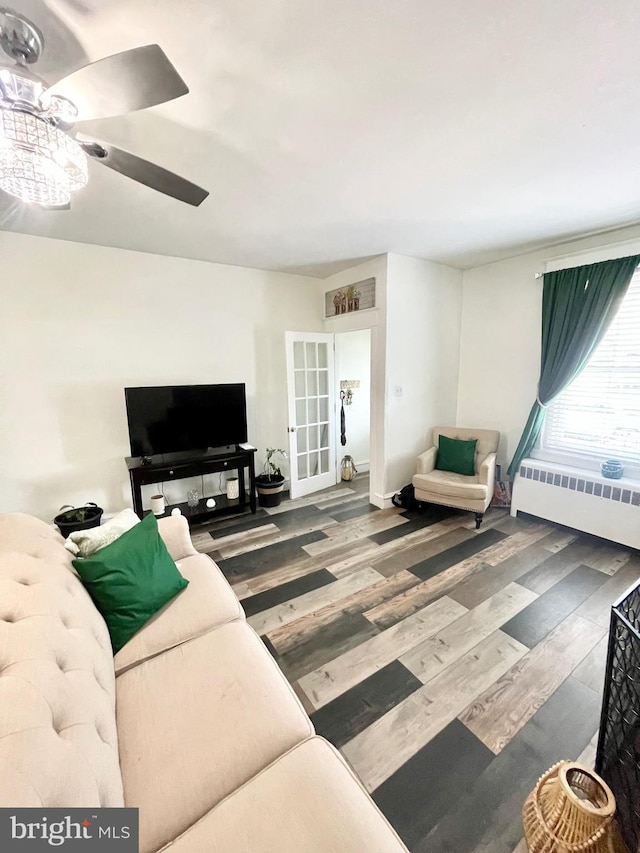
[542,270,640,463]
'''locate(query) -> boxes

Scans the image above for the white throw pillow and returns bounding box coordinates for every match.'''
[64,508,140,557]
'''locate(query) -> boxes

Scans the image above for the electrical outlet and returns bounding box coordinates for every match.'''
[394,385,403,397]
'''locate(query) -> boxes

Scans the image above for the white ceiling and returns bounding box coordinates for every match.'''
[2,0,640,276]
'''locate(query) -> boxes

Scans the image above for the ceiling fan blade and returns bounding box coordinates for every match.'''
[45,45,189,122]
[80,139,209,206]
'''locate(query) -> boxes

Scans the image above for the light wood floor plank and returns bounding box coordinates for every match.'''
[302,511,408,556]
[482,525,554,565]
[581,544,632,575]
[247,567,384,635]
[448,531,576,610]
[209,522,279,549]
[266,569,420,654]
[264,486,357,515]
[341,630,528,791]
[401,582,538,684]
[245,539,377,594]
[459,613,606,754]
[298,596,468,710]
[371,525,475,576]
[363,531,543,631]
[219,517,338,559]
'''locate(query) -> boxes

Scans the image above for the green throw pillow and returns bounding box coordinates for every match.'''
[73,512,188,653]
[435,434,477,476]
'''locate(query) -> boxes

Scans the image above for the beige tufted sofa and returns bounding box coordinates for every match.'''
[412,426,500,529]
[0,512,408,853]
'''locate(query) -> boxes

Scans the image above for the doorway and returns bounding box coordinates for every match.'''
[335,328,372,484]
[284,329,372,500]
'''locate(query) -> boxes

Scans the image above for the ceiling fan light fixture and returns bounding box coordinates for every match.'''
[0,107,87,205]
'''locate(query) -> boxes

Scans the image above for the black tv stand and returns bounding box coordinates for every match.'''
[125,446,257,523]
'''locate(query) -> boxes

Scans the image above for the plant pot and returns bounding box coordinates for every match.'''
[255,475,285,508]
[54,502,103,538]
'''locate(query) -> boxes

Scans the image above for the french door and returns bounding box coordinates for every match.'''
[285,331,337,499]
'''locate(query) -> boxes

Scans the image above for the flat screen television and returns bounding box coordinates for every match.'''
[125,384,248,458]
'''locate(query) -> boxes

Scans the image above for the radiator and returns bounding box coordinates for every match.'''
[511,459,640,550]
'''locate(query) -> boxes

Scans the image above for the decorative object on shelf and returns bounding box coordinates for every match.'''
[256,447,287,508]
[601,459,624,479]
[324,277,376,317]
[340,455,358,481]
[171,507,182,516]
[340,379,360,406]
[206,498,216,509]
[226,477,239,501]
[54,502,103,538]
[522,760,622,853]
[150,494,165,516]
[596,577,640,852]
[187,489,199,508]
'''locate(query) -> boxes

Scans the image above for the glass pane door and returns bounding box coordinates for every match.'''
[286,332,336,498]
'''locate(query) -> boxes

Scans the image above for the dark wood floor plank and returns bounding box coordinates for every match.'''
[448,531,574,610]
[368,514,446,545]
[501,565,607,648]
[408,528,508,581]
[417,677,601,853]
[327,499,378,523]
[370,524,474,577]
[517,539,599,595]
[266,569,420,654]
[310,660,422,748]
[217,529,327,580]
[372,719,494,849]
[277,611,380,683]
[575,555,640,628]
[241,568,336,617]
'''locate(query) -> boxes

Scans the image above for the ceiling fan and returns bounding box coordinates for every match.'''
[0,7,209,208]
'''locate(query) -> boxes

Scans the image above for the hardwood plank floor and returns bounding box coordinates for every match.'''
[194,476,637,853]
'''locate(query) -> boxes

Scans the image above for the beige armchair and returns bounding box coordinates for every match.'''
[412,426,500,529]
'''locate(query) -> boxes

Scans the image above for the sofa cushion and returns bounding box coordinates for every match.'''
[435,434,477,476]
[65,508,140,557]
[114,553,244,675]
[161,737,407,853]
[116,620,314,853]
[73,513,189,654]
[0,514,123,808]
[413,469,488,500]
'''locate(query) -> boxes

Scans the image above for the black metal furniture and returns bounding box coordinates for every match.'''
[595,577,640,853]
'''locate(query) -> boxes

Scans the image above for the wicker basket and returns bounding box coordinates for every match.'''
[522,761,625,852]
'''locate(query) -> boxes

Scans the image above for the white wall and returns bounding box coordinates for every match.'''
[0,231,321,520]
[384,253,463,495]
[335,329,371,470]
[457,223,640,471]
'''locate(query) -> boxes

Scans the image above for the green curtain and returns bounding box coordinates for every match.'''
[507,253,640,478]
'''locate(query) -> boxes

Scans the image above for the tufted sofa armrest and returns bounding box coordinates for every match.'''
[416,446,437,475]
[478,452,497,488]
[157,515,198,562]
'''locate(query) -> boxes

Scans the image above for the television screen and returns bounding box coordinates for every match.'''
[125,384,248,458]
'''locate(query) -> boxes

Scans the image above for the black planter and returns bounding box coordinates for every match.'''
[54,502,103,538]
[255,475,285,508]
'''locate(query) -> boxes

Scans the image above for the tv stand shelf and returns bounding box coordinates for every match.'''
[125,448,257,523]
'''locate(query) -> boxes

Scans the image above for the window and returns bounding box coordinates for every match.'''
[542,269,640,465]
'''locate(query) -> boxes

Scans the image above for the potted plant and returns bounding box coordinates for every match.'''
[54,502,103,538]
[255,448,287,507]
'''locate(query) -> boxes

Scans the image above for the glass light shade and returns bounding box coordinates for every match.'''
[0,108,88,205]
